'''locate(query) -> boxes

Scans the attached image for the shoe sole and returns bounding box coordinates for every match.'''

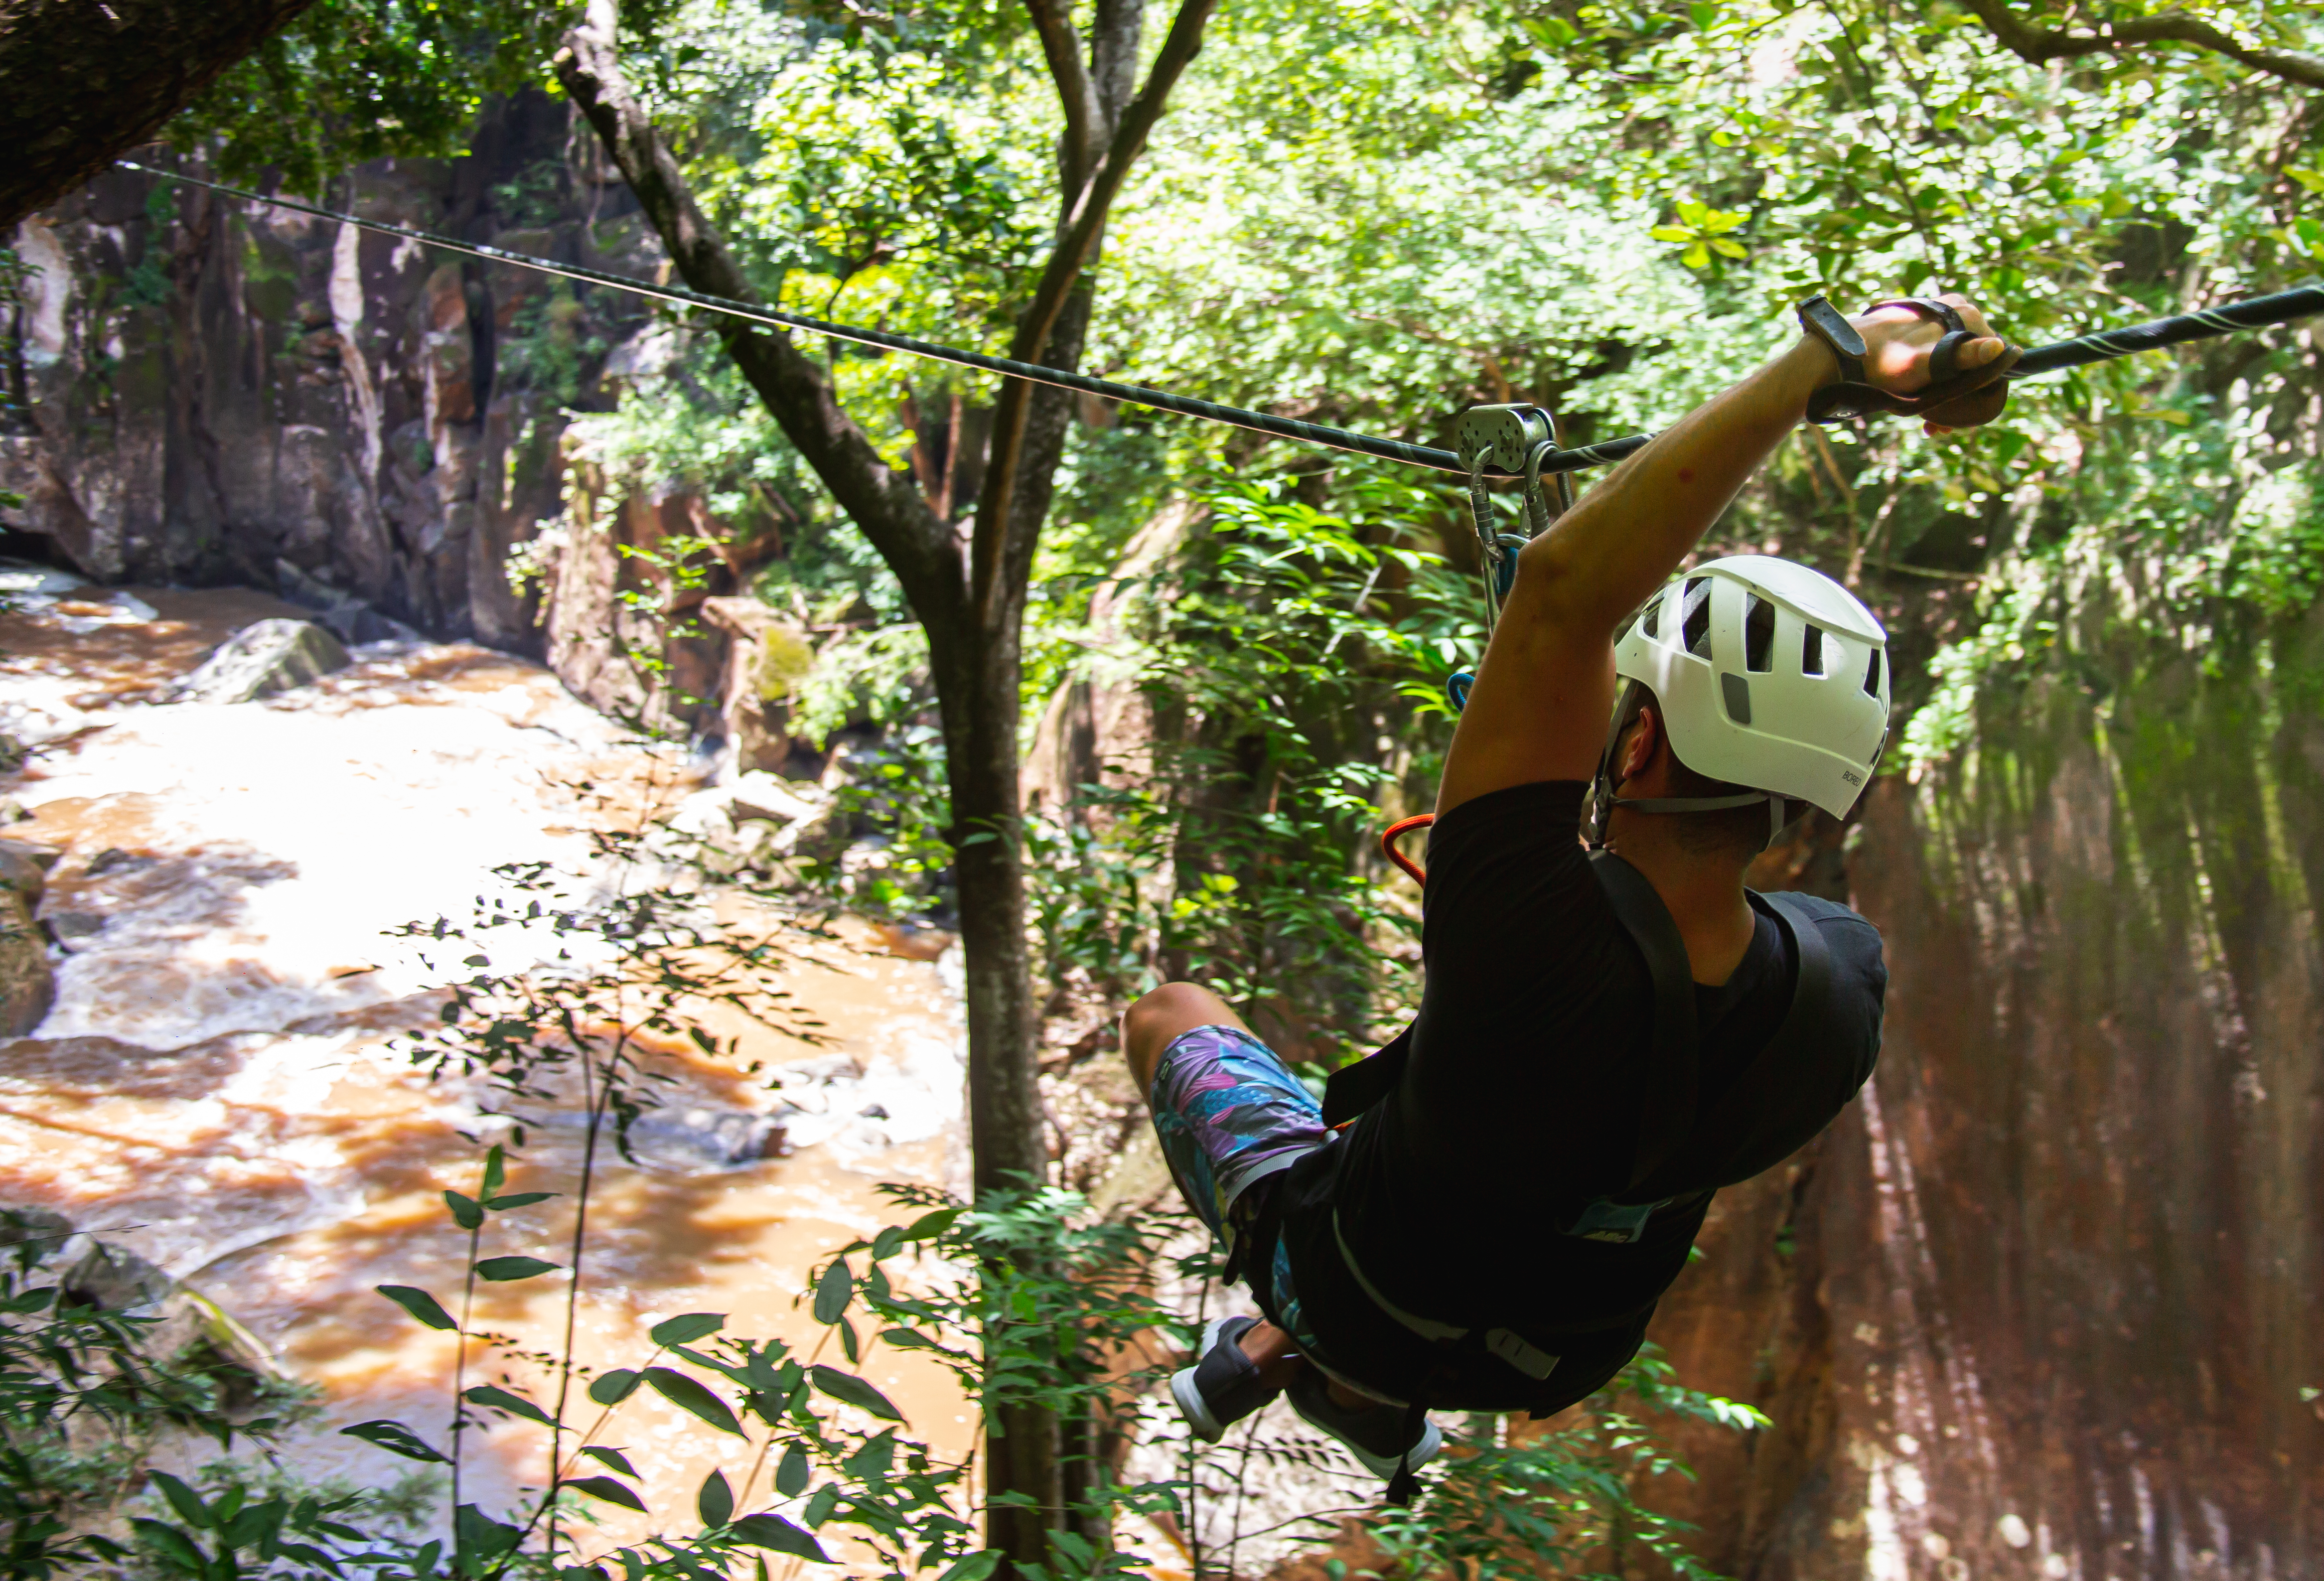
[1287,1384,1445,1480]
[1168,1315,1244,1443]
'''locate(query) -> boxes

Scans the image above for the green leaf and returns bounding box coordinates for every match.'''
[455,1505,522,1569]
[2284,166,2324,194]
[870,1226,903,1261]
[341,1419,451,1464]
[810,1365,902,1422]
[900,1208,960,1242]
[475,1255,561,1282]
[377,1284,459,1331]
[562,1478,647,1514]
[837,1316,859,1364]
[130,1519,207,1572]
[481,1145,506,1199]
[644,1366,745,1437]
[580,1445,639,1477]
[728,1514,829,1563]
[935,1553,1002,1581]
[464,1384,558,1428]
[775,1445,809,1497]
[649,1312,726,1347]
[146,1471,212,1530]
[588,1369,641,1405]
[878,1327,941,1350]
[811,1259,852,1324]
[1689,1,1718,28]
[484,1192,558,1210]
[221,1500,285,1552]
[698,1469,734,1529]
[443,1191,483,1231]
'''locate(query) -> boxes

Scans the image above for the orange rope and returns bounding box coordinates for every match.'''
[1379,814,1435,885]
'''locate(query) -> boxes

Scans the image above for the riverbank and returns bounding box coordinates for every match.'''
[0,577,973,1534]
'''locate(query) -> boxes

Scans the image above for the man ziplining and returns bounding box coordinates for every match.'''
[1123,291,2017,1500]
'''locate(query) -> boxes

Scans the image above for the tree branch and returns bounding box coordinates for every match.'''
[1956,0,2324,91]
[969,0,1218,623]
[0,0,317,229]
[1024,0,1106,186]
[553,0,962,618]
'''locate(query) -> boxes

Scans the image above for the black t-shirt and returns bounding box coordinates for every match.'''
[1274,780,1886,1412]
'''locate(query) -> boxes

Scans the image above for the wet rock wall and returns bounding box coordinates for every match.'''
[1640,604,2324,1580]
[0,94,654,657]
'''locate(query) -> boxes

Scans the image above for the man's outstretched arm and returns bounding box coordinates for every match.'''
[1436,298,2004,816]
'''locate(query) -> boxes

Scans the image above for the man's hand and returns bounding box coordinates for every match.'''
[1434,291,2002,817]
[1839,294,2011,436]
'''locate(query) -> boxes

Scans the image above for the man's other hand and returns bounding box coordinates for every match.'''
[1851,293,2009,436]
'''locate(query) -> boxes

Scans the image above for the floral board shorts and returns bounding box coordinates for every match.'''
[1148,1023,1333,1357]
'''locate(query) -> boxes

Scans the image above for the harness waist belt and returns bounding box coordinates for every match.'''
[1330,1208,1560,1382]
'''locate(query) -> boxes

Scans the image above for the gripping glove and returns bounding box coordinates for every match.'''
[1796,294,2021,428]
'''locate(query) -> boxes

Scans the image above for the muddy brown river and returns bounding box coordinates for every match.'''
[0,580,978,1552]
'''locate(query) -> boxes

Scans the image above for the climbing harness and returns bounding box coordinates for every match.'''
[1321,838,1839,1499]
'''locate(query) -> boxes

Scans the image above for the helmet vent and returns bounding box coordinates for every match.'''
[1680,578,1713,657]
[1642,591,1662,640]
[1802,624,1826,676]
[1743,594,1775,672]
[1863,647,1884,696]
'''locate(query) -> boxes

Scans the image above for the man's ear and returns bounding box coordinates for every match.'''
[1619,705,1662,783]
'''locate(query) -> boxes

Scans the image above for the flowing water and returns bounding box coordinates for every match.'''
[0,579,977,1548]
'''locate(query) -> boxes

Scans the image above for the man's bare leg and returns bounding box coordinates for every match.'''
[1122,982,1370,1405]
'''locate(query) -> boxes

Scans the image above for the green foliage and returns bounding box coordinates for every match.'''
[169,1,676,196]
[1366,1348,1765,1581]
[0,1211,308,1580]
[1021,466,1485,1047]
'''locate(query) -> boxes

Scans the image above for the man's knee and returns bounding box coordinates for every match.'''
[1121,981,1241,1090]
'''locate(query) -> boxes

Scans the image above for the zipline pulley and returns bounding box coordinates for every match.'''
[1449,403,1578,710]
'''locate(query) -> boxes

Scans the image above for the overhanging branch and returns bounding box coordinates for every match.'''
[553,0,961,618]
[1024,0,1106,186]
[969,0,1219,624]
[1956,0,2324,91]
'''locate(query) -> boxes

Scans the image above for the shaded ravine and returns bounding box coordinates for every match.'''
[1635,603,2324,1581]
[0,585,975,1544]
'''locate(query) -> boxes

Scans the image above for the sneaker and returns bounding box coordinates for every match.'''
[1169,1315,1281,1442]
[1285,1365,1442,1481]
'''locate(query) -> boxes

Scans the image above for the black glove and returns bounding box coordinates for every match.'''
[1796,294,2021,427]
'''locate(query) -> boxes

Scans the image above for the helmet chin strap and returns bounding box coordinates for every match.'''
[1586,681,1787,853]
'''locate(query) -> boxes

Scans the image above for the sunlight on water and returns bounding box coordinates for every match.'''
[0,585,974,1542]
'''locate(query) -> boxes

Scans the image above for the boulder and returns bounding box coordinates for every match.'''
[701,597,814,774]
[176,619,351,705]
[0,838,57,910]
[0,888,50,1035]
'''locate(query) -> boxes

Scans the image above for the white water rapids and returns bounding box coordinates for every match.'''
[0,578,978,1539]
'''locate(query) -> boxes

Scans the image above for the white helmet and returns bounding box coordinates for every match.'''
[1593,556,1890,840]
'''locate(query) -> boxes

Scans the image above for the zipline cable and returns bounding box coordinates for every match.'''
[116,161,2324,481]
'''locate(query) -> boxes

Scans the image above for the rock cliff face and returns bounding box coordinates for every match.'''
[0,93,654,658]
[1641,606,2324,1580]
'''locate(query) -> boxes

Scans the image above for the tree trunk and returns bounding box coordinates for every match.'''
[934,612,1048,1193]
[555,1,1214,1566]
[0,0,317,230]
